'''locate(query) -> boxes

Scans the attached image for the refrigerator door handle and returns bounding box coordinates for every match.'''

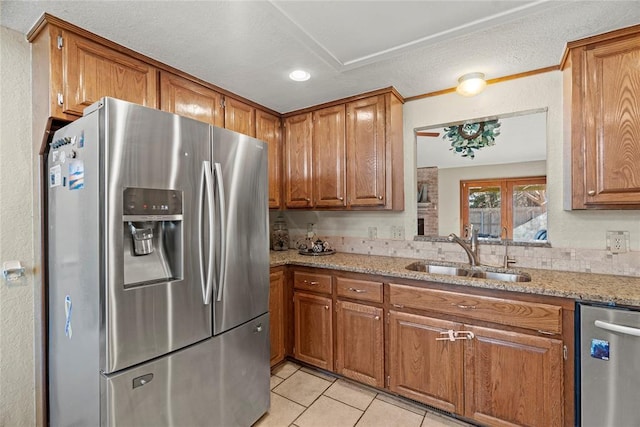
[213,162,227,302]
[595,319,640,337]
[199,161,215,305]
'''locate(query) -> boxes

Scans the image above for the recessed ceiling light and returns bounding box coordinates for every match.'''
[289,69,311,82]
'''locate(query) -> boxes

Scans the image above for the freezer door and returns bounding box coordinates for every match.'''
[102,314,270,427]
[103,98,212,373]
[211,127,269,334]
[579,304,640,427]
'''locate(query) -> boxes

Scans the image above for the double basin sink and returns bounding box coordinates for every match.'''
[406,261,531,282]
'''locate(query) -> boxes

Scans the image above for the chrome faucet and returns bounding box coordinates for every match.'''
[448,225,479,267]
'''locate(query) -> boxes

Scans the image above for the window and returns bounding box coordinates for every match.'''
[460,176,547,242]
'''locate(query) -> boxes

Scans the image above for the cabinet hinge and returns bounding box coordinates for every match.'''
[57,35,63,50]
[563,345,568,361]
[57,93,64,106]
[220,99,226,109]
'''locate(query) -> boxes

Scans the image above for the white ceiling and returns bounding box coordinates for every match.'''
[2,1,640,113]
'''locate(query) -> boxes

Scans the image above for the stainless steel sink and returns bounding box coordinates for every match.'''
[405,262,472,276]
[405,262,531,282]
[471,270,531,282]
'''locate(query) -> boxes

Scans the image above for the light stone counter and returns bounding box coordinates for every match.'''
[270,250,640,307]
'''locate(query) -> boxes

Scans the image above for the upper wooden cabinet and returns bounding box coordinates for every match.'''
[159,72,224,127]
[313,105,347,208]
[284,113,314,208]
[283,88,404,211]
[224,97,256,137]
[563,25,640,209]
[346,96,387,207]
[30,23,158,120]
[256,110,283,209]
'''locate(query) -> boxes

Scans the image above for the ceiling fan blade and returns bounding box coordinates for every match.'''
[416,131,440,137]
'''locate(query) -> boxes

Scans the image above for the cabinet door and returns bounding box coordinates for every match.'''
[294,292,333,371]
[388,311,464,414]
[284,113,314,208]
[346,96,386,207]
[269,270,285,367]
[224,97,256,137]
[464,325,563,427]
[583,37,640,205]
[313,105,347,207]
[335,301,383,387]
[256,110,283,209]
[63,30,157,116]
[159,72,224,127]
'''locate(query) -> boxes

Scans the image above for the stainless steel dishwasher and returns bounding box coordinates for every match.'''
[578,302,640,427]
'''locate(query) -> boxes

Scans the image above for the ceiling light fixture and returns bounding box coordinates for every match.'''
[289,69,311,82]
[456,72,487,97]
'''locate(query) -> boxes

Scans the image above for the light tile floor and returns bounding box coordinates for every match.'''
[254,361,476,427]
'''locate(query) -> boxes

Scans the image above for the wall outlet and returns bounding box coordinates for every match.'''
[391,226,405,240]
[368,226,377,240]
[307,223,315,238]
[606,230,629,254]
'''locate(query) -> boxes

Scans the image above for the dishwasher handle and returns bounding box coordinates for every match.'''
[594,320,640,337]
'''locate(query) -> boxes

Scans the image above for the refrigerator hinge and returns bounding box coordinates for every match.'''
[57,93,64,106]
[57,35,63,50]
[563,345,568,361]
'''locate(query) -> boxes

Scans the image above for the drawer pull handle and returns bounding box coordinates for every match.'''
[436,330,475,342]
[348,287,367,293]
[304,280,319,286]
[454,304,476,310]
[537,330,556,336]
[392,303,405,309]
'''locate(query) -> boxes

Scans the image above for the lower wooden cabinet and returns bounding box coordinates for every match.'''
[388,311,464,413]
[335,300,384,387]
[388,310,564,427]
[281,267,571,427]
[464,325,563,427]
[294,292,333,370]
[269,269,285,366]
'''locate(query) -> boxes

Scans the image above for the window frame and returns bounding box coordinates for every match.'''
[460,176,547,240]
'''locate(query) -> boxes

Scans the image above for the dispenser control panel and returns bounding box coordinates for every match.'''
[123,188,182,216]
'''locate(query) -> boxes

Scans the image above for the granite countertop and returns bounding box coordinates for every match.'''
[270,250,640,307]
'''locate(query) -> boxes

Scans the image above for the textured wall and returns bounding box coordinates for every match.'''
[0,26,35,426]
[402,71,640,250]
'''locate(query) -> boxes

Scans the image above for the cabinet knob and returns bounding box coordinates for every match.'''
[324,305,329,310]
[338,197,344,201]
[377,195,383,200]
[305,198,311,202]
[587,190,596,196]
[374,315,380,320]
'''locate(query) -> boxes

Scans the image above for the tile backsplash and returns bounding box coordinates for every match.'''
[291,234,640,278]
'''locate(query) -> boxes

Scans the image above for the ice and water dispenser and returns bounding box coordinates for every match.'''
[122,188,183,288]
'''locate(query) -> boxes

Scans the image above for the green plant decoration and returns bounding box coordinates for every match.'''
[444,119,501,158]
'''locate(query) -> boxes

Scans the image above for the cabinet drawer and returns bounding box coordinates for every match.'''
[389,283,562,334]
[293,271,332,295]
[336,277,383,303]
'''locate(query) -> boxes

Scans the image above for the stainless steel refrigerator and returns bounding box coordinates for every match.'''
[47,97,270,426]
